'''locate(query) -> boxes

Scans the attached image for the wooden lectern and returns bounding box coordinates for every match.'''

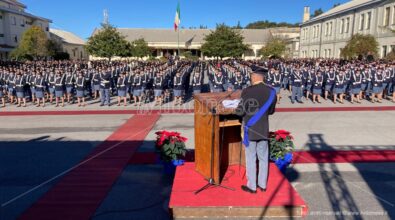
[194,91,245,184]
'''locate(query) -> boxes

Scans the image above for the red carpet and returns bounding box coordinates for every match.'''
[293,150,395,163]
[129,150,395,165]
[18,114,160,220]
[169,162,308,218]
[1,105,394,116]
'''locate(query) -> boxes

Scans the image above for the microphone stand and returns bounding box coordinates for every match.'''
[195,89,240,195]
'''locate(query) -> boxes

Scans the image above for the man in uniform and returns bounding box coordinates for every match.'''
[100,68,112,106]
[235,68,277,194]
[290,68,304,104]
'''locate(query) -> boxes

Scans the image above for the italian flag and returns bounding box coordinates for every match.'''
[174,2,181,31]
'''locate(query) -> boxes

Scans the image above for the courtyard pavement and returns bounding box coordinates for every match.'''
[0,110,394,220]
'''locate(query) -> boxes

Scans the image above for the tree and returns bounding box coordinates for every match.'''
[118,41,133,58]
[11,26,49,60]
[245,20,299,29]
[311,8,324,18]
[259,37,287,58]
[85,23,129,60]
[340,34,379,59]
[333,3,341,8]
[46,39,63,57]
[232,21,242,29]
[201,24,249,59]
[131,38,151,58]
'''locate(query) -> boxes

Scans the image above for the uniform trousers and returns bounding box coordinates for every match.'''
[100,88,110,105]
[245,140,269,191]
[291,86,303,102]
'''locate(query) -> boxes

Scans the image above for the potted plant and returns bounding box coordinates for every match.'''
[269,130,295,174]
[155,130,188,174]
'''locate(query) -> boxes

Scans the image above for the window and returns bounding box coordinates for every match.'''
[45,27,49,31]
[11,16,16,25]
[0,33,4,37]
[316,25,319,38]
[384,7,390,26]
[393,6,395,24]
[366,12,371,30]
[313,26,315,38]
[359,14,365,30]
[20,18,24,27]
[0,15,3,19]
[329,22,332,36]
[73,50,76,57]
[340,19,344,34]
[382,46,388,57]
[328,49,331,57]
[324,23,329,36]
[14,35,18,43]
[345,17,350,33]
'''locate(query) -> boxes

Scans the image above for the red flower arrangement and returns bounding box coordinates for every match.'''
[272,130,294,141]
[269,129,295,160]
[155,130,188,162]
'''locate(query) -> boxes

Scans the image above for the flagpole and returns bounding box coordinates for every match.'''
[177,0,180,57]
[177,26,180,57]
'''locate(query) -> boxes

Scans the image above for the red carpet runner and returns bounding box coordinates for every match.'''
[129,150,395,165]
[18,114,160,220]
[292,150,395,163]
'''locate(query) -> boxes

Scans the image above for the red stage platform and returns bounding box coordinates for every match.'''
[169,162,308,218]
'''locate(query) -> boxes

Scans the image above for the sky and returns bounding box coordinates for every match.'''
[21,0,349,40]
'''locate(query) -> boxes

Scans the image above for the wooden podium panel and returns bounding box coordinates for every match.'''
[194,91,245,184]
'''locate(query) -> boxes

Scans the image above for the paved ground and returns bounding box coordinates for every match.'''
[0,90,394,112]
[140,111,395,152]
[0,115,131,220]
[0,111,394,220]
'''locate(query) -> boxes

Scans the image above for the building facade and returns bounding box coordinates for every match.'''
[91,27,299,60]
[50,29,88,60]
[300,0,395,59]
[0,0,51,60]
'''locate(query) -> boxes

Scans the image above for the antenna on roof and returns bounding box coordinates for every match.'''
[103,9,109,26]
